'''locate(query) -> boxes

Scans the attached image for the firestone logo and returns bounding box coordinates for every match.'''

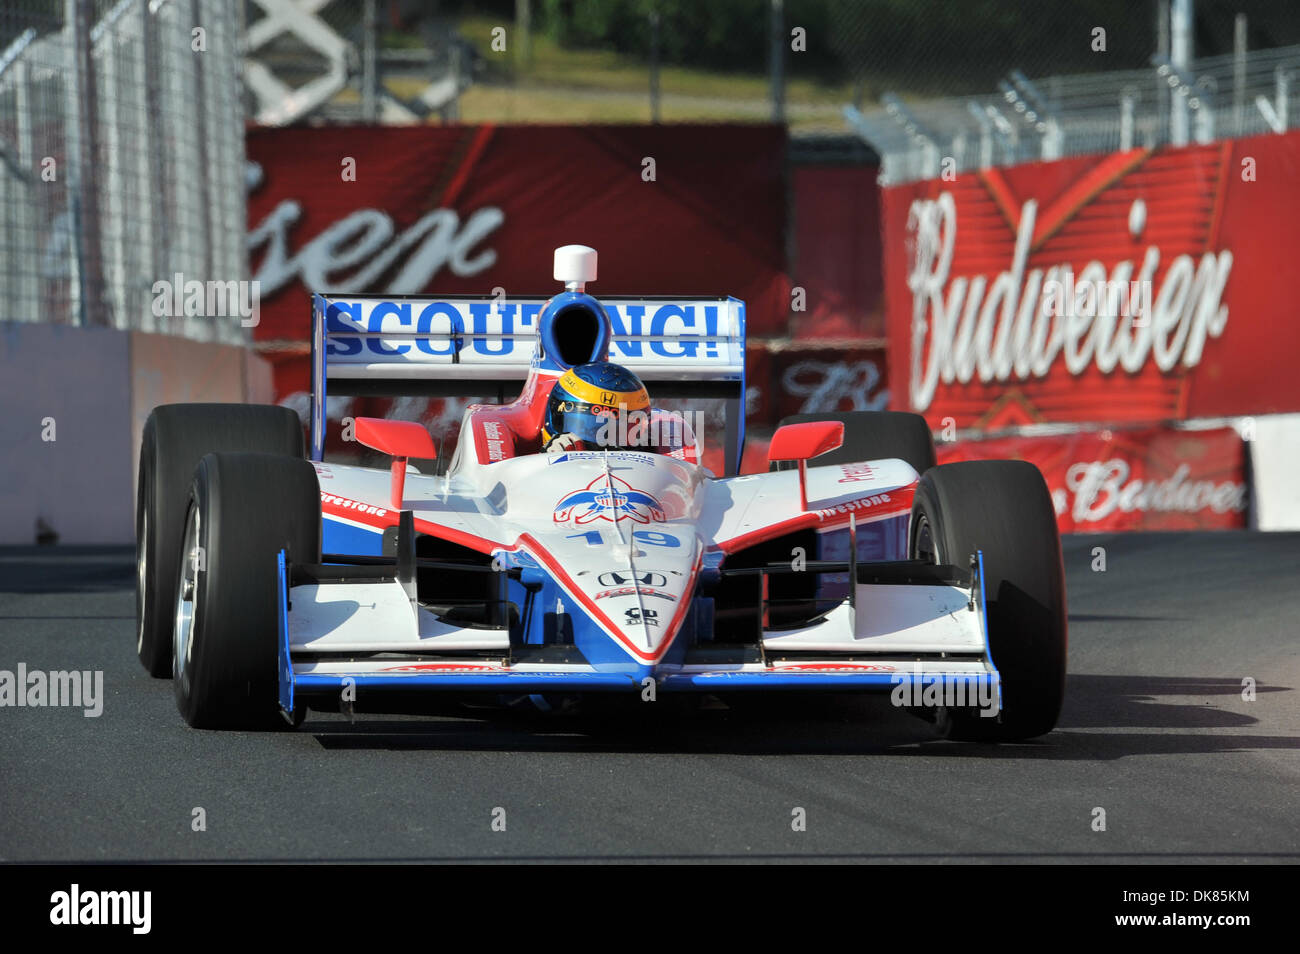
[905,192,1233,411]
[320,492,388,518]
[816,492,896,521]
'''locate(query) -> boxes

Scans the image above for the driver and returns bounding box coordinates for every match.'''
[542,361,654,454]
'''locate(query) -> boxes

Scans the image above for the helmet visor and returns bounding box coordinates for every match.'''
[551,401,647,449]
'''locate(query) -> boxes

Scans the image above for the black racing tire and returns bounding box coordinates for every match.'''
[909,460,1067,742]
[774,411,936,477]
[174,452,321,729]
[136,404,304,677]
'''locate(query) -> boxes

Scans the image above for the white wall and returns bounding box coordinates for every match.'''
[0,323,135,544]
[0,322,273,544]
[1251,414,1300,531]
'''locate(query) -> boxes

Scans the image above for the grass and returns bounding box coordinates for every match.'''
[444,15,856,130]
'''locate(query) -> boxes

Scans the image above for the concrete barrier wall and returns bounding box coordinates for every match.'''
[0,323,135,544]
[1251,414,1300,531]
[0,322,273,544]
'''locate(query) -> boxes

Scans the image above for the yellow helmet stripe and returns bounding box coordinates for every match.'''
[558,369,649,411]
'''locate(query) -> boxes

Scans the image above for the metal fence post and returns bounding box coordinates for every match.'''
[1278,67,1290,131]
[1169,0,1192,147]
[1234,14,1247,136]
[1120,92,1134,150]
[362,0,377,122]
[769,0,784,124]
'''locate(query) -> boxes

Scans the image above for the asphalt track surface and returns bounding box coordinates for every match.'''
[1,532,1296,863]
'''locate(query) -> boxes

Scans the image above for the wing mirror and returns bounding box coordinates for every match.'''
[767,420,844,512]
[354,417,437,510]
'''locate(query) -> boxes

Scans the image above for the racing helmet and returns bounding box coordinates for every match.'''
[542,362,650,450]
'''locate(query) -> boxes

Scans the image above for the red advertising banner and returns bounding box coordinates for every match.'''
[937,426,1247,532]
[745,342,889,427]
[248,124,790,400]
[789,164,884,340]
[882,130,1300,430]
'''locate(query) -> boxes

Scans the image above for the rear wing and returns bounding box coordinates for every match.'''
[309,293,748,473]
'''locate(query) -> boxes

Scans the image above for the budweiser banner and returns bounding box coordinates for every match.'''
[882,130,1300,430]
[247,124,790,400]
[745,342,889,427]
[937,427,1248,532]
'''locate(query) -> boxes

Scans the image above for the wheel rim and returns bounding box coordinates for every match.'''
[136,504,148,653]
[913,514,941,565]
[913,512,959,727]
[174,503,201,682]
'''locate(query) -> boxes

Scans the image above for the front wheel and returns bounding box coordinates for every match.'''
[136,403,304,677]
[174,452,320,729]
[909,460,1067,742]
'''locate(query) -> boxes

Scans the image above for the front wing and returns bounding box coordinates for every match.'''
[275,550,1001,718]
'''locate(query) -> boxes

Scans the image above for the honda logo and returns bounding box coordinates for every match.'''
[597,570,667,587]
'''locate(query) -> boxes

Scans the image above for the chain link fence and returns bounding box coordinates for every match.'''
[0,0,247,342]
[232,2,1300,135]
[820,0,1300,183]
[847,42,1300,185]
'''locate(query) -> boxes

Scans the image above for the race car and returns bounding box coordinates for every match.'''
[135,245,1066,741]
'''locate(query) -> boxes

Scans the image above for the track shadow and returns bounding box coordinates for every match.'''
[1057,674,1285,729]
[0,546,134,594]
[306,673,1296,760]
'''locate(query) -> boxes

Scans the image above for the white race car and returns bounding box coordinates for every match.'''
[134,246,1066,740]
